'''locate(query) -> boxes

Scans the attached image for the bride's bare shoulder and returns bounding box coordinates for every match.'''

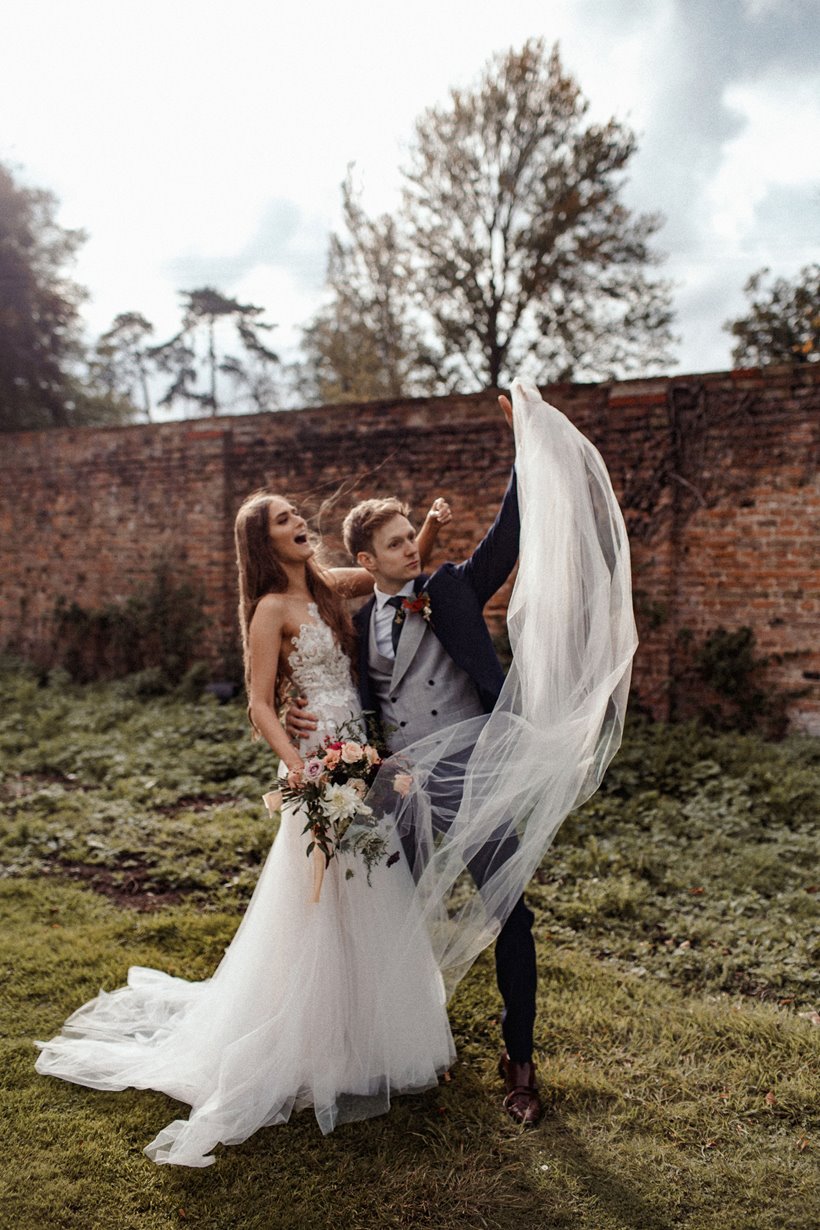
[251,592,289,630]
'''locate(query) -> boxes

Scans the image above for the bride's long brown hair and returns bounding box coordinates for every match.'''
[234,491,357,734]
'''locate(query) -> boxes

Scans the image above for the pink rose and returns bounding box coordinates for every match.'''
[365,745,381,766]
[393,772,413,798]
[303,758,324,782]
[323,747,341,769]
[341,740,363,764]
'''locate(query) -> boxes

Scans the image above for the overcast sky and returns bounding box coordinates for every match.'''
[1,0,818,408]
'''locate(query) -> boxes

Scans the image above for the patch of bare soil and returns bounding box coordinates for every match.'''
[48,860,187,911]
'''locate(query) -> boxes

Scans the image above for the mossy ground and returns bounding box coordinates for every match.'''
[1,665,817,1229]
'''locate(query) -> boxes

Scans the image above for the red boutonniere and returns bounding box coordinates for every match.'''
[401,590,432,623]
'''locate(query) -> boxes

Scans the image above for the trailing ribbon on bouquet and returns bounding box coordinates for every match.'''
[264,787,324,905]
[311,839,325,903]
[264,787,328,901]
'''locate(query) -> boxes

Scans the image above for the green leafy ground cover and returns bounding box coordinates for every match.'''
[1,664,818,1229]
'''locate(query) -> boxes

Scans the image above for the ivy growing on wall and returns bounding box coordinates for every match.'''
[53,559,206,687]
[671,625,805,739]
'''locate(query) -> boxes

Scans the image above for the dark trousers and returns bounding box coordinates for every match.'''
[400,747,538,1064]
[495,896,537,1063]
[464,831,537,1064]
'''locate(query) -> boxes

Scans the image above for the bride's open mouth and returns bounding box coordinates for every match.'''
[294,532,309,545]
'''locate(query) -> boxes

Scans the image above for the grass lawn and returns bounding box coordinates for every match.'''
[1,665,818,1229]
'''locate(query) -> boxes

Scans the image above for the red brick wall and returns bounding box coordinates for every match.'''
[2,365,818,732]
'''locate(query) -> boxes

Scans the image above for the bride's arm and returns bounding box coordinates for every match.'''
[330,497,452,598]
[328,566,376,598]
[416,496,452,565]
[247,596,304,778]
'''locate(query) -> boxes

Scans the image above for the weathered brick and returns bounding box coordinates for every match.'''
[2,366,818,731]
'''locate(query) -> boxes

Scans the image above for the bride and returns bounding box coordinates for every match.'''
[35,483,457,1168]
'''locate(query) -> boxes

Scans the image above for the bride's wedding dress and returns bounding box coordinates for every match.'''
[35,610,455,1168]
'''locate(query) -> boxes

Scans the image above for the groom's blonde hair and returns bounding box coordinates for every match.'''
[342,497,411,559]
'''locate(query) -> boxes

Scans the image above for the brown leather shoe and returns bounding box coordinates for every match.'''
[498,1051,543,1127]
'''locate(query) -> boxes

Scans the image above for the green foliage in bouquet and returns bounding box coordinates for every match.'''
[274,721,391,884]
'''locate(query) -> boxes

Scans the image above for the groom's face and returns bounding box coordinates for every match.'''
[357,513,421,592]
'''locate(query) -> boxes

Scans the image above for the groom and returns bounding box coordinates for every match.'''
[288,396,541,1126]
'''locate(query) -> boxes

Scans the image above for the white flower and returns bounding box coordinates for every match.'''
[320,781,373,823]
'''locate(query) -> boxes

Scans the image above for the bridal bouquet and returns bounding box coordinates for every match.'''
[264,724,394,900]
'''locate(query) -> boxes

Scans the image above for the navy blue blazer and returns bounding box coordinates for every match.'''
[353,469,520,718]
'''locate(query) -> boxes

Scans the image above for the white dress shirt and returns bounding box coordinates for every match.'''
[372,582,416,659]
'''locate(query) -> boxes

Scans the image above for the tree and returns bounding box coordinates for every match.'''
[725,265,820,367]
[297,170,436,405]
[400,39,675,388]
[0,162,88,430]
[301,42,674,397]
[151,287,279,415]
[90,312,156,420]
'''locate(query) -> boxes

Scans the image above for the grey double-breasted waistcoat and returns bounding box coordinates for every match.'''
[367,605,485,753]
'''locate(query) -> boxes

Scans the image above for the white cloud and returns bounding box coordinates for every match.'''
[708,76,820,245]
[1,0,819,396]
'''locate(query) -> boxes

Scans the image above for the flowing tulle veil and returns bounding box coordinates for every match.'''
[368,378,639,993]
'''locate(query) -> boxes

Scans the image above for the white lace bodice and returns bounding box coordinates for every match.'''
[289,604,364,750]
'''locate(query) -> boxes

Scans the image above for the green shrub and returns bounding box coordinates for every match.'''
[671,625,802,738]
[52,559,206,686]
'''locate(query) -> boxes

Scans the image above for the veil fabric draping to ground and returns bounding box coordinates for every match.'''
[366,378,639,994]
